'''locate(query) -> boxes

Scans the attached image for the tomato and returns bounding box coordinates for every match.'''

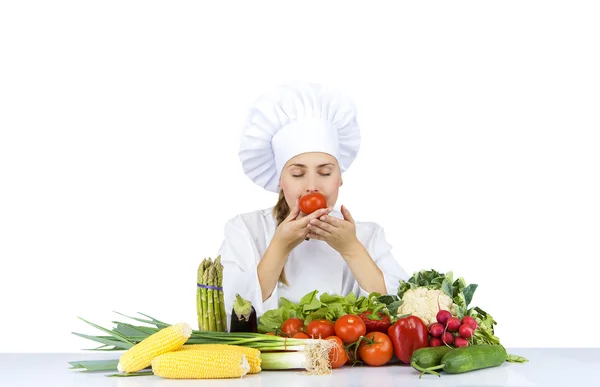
[281,318,304,336]
[326,336,348,368]
[334,314,366,344]
[298,192,327,214]
[358,332,394,366]
[306,319,335,339]
[292,332,309,339]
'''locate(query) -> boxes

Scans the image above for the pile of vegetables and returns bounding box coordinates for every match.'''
[70,267,528,379]
[260,306,396,368]
[250,269,528,376]
[381,269,519,351]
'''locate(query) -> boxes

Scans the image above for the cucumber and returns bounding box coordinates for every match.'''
[410,346,453,370]
[413,345,507,377]
[441,345,507,374]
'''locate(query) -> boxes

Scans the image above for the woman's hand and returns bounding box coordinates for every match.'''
[306,205,362,257]
[273,199,332,253]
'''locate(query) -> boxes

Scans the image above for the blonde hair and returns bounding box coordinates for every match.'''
[272,189,290,286]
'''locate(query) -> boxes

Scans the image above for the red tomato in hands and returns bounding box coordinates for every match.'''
[298,193,327,214]
[306,319,335,339]
[281,317,304,336]
[358,332,394,366]
[334,314,366,344]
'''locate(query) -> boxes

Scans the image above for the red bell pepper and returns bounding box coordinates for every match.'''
[387,315,429,363]
[358,311,392,333]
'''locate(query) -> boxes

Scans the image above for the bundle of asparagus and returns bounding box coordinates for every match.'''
[196,256,228,332]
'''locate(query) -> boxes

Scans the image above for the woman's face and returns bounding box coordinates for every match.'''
[279,152,342,211]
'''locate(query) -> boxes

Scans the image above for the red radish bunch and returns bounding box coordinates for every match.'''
[428,311,480,348]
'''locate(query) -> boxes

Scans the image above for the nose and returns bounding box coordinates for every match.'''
[303,174,321,193]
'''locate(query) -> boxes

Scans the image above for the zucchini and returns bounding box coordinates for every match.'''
[412,344,507,377]
[410,346,453,374]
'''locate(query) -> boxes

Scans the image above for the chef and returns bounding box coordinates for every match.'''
[219,81,409,321]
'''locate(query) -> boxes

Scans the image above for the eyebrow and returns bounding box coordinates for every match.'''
[288,163,335,168]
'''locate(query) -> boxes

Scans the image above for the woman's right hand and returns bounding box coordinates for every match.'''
[273,199,332,252]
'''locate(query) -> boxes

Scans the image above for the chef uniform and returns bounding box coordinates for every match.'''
[219,82,409,323]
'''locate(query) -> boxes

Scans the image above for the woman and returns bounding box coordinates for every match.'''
[218,82,409,322]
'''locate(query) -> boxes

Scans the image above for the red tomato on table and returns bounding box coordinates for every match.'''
[358,332,394,366]
[281,317,304,336]
[306,319,335,339]
[326,336,348,368]
[334,314,366,344]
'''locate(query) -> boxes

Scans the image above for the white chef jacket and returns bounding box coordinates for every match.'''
[218,206,409,326]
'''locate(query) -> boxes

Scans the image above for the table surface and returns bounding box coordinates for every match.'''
[1,348,598,387]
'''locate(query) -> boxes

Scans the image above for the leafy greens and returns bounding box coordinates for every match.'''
[257,290,389,333]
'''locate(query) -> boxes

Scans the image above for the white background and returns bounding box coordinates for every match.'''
[1,1,599,352]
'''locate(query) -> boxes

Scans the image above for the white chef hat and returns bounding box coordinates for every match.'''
[239,82,361,193]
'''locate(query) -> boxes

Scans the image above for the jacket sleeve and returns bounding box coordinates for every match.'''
[356,225,410,297]
[218,215,279,329]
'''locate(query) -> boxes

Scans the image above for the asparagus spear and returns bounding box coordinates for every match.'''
[201,259,211,331]
[196,260,205,330]
[206,264,216,331]
[210,264,222,331]
[215,256,228,331]
[212,261,223,331]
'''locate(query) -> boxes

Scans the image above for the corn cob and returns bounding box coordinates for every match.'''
[117,322,191,373]
[180,344,261,373]
[151,349,250,379]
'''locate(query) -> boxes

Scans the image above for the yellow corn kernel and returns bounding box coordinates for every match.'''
[180,344,261,373]
[151,349,250,379]
[117,322,192,373]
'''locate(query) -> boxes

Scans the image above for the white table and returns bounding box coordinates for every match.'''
[1,349,598,387]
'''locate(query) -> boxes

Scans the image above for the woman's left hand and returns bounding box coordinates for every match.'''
[306,205,361,257]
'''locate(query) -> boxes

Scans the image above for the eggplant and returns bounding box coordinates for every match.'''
[230,293,257,333]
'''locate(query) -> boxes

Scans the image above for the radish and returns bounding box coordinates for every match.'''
[436,310,452,325]
[428,323,445,338]
[441,332,454,345]
[454,336,469,347]
[446,317,461,332]
[429,337,443,347]
[461,316,478,330]
[458,324,474,339]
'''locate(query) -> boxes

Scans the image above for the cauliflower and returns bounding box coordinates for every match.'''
[397,287,457,326]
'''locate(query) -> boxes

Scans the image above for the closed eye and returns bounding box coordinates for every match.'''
[292,173,331,178]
